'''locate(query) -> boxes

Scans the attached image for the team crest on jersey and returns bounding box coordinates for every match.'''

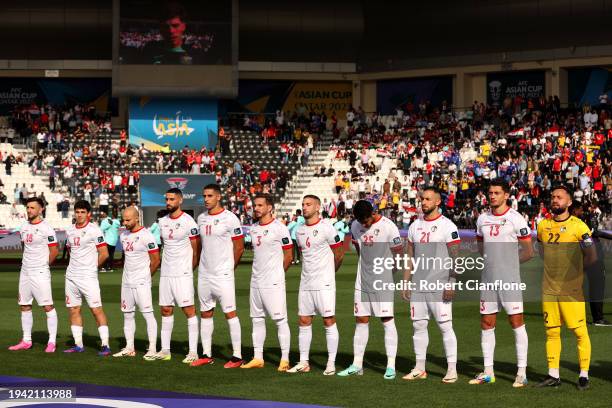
[214,219,219,225]
[175,223,180,228]
[431,226,437,232]
[560,227,566,232]
[263,230,269,236]
[313,230,318,236]
[374,229,380,236]
[500,219,507,225]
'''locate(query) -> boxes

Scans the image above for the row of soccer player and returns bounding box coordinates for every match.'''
[9,180,594,389]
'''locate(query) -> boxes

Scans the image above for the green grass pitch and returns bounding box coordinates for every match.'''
[0,251,611,408]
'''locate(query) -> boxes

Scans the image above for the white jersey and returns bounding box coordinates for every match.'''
[121,227,159,288]
[476,207,531,283]
[160,211,199,277]
[249,218,293,288]
[296,218,342,291]
[66,222,106,278]
[197,209,243,281]
[350,216,402,293]
[20,219,58,276]
[407,214,460,292]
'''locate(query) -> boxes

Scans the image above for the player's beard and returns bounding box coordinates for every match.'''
[551,206,566,215]
[166,204,178,213]
[422,206,435,216]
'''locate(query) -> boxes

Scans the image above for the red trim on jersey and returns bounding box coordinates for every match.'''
[148,248,160,254]
[424,213,442,222]
[131,226,144,234]
[231,234,244,241]
[48,242,58,247]
[306,218,321,227]
[30,219,43,225]
[329,241,343,249]
[491,207,510,217]
[208,208,225,216]
[259,218,275,226]
[518,235,531,241]
[75,221,89,229]
[281,243,293,250]
[446,240,461,246]
[169,211,184,219]
[189,235,198,240]
[371,214,382,225]
[95,242,107,248]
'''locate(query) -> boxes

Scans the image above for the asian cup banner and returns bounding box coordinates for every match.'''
[139,174,215,207]
[129,97,218,151]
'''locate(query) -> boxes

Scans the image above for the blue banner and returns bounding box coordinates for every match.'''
[139,174,215,207]
[376,77,453,114]
[129,98,218,151]
[0,78,114,115]
[568,67,612,107]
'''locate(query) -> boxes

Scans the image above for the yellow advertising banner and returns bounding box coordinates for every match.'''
[282,81,352,117]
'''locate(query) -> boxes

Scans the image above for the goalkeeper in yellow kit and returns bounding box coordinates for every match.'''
[536,185,597,390]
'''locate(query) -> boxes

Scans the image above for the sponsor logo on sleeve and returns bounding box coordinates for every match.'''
[48,236,54,242]
[148,243,156,249]
[234,228,242,235]
[393,237,401,245]
[282,237,290,245]
[520,228,529,236]
[451,231,459,240]
[334,235,341,243]
[190,228,198,235]
[98,236,104,243]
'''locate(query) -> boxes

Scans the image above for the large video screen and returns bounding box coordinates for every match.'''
[119,0,231,65]
[113,0,237,98]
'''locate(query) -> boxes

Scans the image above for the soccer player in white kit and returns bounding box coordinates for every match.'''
[338,200,402,380]
[470,179,534,387]
[287,195,344,375]
[241,193,293,371]
[9,197,59,353]
[63,200,111,356]
[191,184,245,369]
[403,187,460,383]
[150,188,200,363]
[113,207,161,359]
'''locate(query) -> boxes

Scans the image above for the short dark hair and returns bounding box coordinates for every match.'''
[489,178,510,193]
[160,1,186,22]
[254,193,274,207]
[353,200,373,223]
[203,183,222,194]
[25,197,45,208]
[422,186,441,197]
[303,194,321,204]
[552,184,573,197]
[166,188,183,197]
[74,200,92,213]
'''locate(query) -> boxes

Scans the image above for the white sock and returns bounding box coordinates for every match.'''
[482,328,495,375]
[227,316,242,359]
[142,312,157,351]
[187,316,199,355]
[275,318,290,361]
[98,325,109,347]
[71,325,84,348]
[123,312,135,350]
[298,325,312,363]
[21,311,33,343]
[352,322,369,368]
[513,324,528,376]
[438,320,457,370]
[412,319,429,371]
[325,323,339,364]
[580,370,588,378]
[549,367,560,378]
[252,317,266,360]
[200,317,214,357]
[46,309,57,344]
[383,319,397,369]
[161,315,174,352]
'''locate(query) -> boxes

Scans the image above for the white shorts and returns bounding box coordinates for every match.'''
[480,290,523,315]
[250,286,287,319]
[410,292,452,322]
[198,278,236,313]
[298,289,335,317]
[354,290,394,318]
[159,276,194,307]
[65,277,102,308]
[18,275,53,306]
[121,285,153,313]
